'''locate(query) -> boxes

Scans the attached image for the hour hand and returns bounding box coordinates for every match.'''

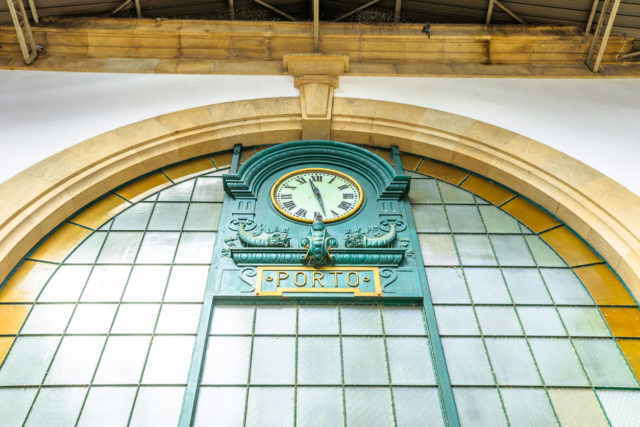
[309,181,327,218]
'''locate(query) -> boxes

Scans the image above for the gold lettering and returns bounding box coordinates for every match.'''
[276,271,289,287]
[328,271,343,287]
[346,271,359,287]
[294,272,307,287]
[312,272,324,287]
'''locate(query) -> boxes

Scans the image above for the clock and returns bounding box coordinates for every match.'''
[271,168,364,223]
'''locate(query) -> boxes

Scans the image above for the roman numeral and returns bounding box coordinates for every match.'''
[283,184,296,190]
[338,201,352,210]
[331,209,340,217]
[311,175,323,182]
[279,193,292,199]
[343,193,354,199]
[329,177,336,184]
[338,184,349,190]
[294,176,307,184]
[295,208,308,217]
[283,201,296,210]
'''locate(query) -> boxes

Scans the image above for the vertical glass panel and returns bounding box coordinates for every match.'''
[210,305,254,335]
[490,235,535,266]
[464,267,511,304]
[201,336,251,385]
[434,306,479,336]
[250,337,295,385]
[254,306,296,335]
[0,388,37,426]
[97,232,144,263]
[93,336,151,384]
[67,304,118,334]
[142,336,195,384]
[21,304,74,334]
[540,268,593,305]
[81,265,131,302]
[558,307,610,337]
[111,204,153,230]
[0,336,59,385]
[528,338,589,386]
[442,338,493,385]
[122,265,170,302]
[164,265,209,302]
[157,180,194,201]
[387,337,436,385]
[155,304,202,334]
[525,235,566,267]
[341,306,382,335]
[99,219,112,230]
[77,386,136,427]
[446,205,485,233]
[298,306,339,335]
[147,203,189,230]
[174,232,216,264]
[393,387,444,427]
[426,268,470,304]
[192,177,224,202]
[343,337,388,385]
[475,307,523,336]
[245,387,294,427]
[439,181,475,203]
[37,265,92,302]
[455,235,497,266]
[419,235,459,266]
[409,179,441,203]
[478,205,520,233]
[111,303,160,334]
[502,268,552,305]
[44,336,105,385]
[485,338,541,385]
[25,387,85,427]
[297,387,343,427]
[345,388,394,427]
[548,389,609,427]
[412,205,450,232]
[517,307,566,336]
[194,387,246,427]
[500,388,557,427]
[453,387,507,426]
[596,390,640,427]
[129,386,184,427]
[135,232,180,264]
[298,337,341,385]
[184,203,222,231]
[572,339,637,387]
[382,306,426,335]
[65,232,107,264]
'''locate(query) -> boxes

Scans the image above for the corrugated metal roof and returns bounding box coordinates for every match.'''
[1,0,639,38]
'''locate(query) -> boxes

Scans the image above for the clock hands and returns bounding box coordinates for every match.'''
[309,180,327,218]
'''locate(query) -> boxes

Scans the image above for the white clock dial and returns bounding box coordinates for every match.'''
[271,168,363,223]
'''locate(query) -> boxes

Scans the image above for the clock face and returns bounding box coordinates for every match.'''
[271,168,364,223]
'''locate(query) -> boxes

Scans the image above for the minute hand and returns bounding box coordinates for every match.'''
[309,180,327,218]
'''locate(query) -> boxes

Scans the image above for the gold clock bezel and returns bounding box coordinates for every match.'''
[270,167,364,223]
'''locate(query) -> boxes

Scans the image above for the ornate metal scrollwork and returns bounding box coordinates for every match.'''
[239,267,257,292]
[380,268,398,293]
[237,221,290,248]
[300,220,338,268]
[345,220,398,248]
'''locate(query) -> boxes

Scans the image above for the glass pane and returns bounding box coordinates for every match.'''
[142,336,195,384]
[387,337,436,385]
[254,306,296,335]
[345,388,394,427]
[525,235,566,267]
[409,179,440,203]
[479,205,520,233]
[517,307,566,336]
[97,232,143,263]
[453,388,507,426]
[111,204,153,230]
[81,265,131,302]
[434,306,479,336]
[77,386,136,427]
[412,205,450,232]
[0,336,59,385]
[426,268,470,304]
[135,232,180,264]
[67,304,117,334]
[464,267,511,304]
[192,177,225,202]
[174,232,216,264]
[455,235,497,266]
[194,387,246,427]
[502,268,552,305]
[382,306,426,335]
[475,307,522,336]
[38,265,92,302]
[500,388,556,426]
[485,338,540,385]
[540,268,593,305]
[548,389,608,426]
[164,265,209,302]
[558,307,610,337]
[129,386,184,427]
[184,203,222,231]
[210,305,254,335]
[44,336,105,385]
[528,338,589,386]
[93,336,151,384]
[21,304,74,334]
[201,336,251,385]
[0,388,37,426]
[250,337,295,384]
[441,338,493,385]
[111,303,160,334]
[157,180,194,201]
[25,387,85,427]
[65,232,107,264]
[122,265,170,302]
[245,387,294,427]
[155,304,202,334]
[298,306,339,335]
[572,339,637,387]
[439,181,474,203]
[393,387,444,427]
[446,205,485,233]
[343,337,388,385]
[490,235,535,266]
[341,306,382,335]
[148,202,189,230]
[297,337,341,385]
[297,387,343,427]
[596,390,640,427]
[419,235,459,266]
